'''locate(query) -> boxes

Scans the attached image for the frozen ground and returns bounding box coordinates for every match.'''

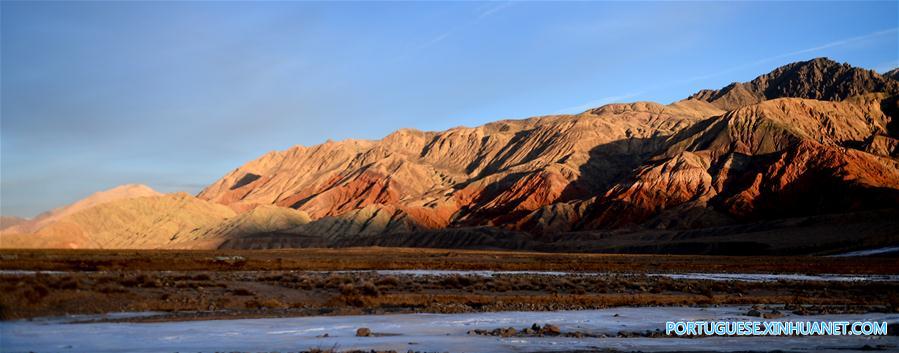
[4,270,898,282]
[2,306,897,353]
[334,270,899,282]
[0,270,67,275]
[830,246,899,257]
[645,273,899,282]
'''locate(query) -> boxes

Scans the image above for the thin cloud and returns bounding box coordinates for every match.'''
[552,27,896,114]
[674,27,899,86]
[415,28,456,51]
[478,1,513,19]
[399,1,514,58]
[771,27,898,62]
[554,92,644,115]
[874,59,899,73]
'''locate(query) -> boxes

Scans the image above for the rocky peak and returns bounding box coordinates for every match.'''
[688,57,899,111]
[884,67,899,81]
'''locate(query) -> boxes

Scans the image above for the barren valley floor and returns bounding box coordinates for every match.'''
[1,248,898,352]
[1,248,897,321]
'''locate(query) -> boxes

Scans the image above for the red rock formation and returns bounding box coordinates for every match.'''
[197,99,719,235]
[7,58,898,251]
[195,57,899,242]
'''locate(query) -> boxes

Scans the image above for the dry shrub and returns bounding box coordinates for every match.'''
[95,275,118,285]
[440,275,475,289]
[259,298,287,309]
[244,298,286,309]
[342,295,366,307]
[325,274,352,288]
[887,293,899,312]
[23,284,50,304]
[339,283,358,296]
[231,288,255,296]
[457,276,476,287]
[514,278,540,291]
[120,274,160,288]
[53,277,82,290]
[262,274,284,282]
[375,276,400,288]
[119,277,140,287]
[98,285,128,294]
[139,274,161,288]
[297,279,314,290]
[491,278,512,292]
[359,281,380,297]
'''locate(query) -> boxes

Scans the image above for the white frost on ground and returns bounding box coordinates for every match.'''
[0,270,67,276]
[4,270,898,282]
[325,270,899,282]
[3,306,897,353]
[830,246,899,257]
[646,273,899,282]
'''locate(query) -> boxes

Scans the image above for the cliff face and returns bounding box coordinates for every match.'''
[5,58,899,253]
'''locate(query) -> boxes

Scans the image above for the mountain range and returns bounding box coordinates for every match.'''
[3,57,898,255]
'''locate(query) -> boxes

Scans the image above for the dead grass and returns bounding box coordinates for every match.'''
[1,247,896,274]
[1,249,897,321]
[2,269,896,321]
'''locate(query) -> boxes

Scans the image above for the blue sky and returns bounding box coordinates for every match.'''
[2,1,897,217]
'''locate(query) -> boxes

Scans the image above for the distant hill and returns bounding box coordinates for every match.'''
[0,216,28,231]
[1,184,161,235]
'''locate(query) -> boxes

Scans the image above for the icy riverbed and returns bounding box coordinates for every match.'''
[5,270,898,283]
[830,246,899,257]
[2,306,897,353]
[334,270,899,282]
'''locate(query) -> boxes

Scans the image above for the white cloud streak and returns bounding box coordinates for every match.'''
[561,27,898,112]
[673,27,899,86]
[399,1,514,58]
[554,92,644,115]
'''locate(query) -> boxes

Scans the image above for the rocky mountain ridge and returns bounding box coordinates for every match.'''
[3,58,898,254]
[688,57,899,110]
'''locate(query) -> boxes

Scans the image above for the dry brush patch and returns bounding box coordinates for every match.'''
[2,270,898,321]
[2,248,897,274]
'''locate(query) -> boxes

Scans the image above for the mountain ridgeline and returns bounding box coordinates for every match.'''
[4,58,899,255]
